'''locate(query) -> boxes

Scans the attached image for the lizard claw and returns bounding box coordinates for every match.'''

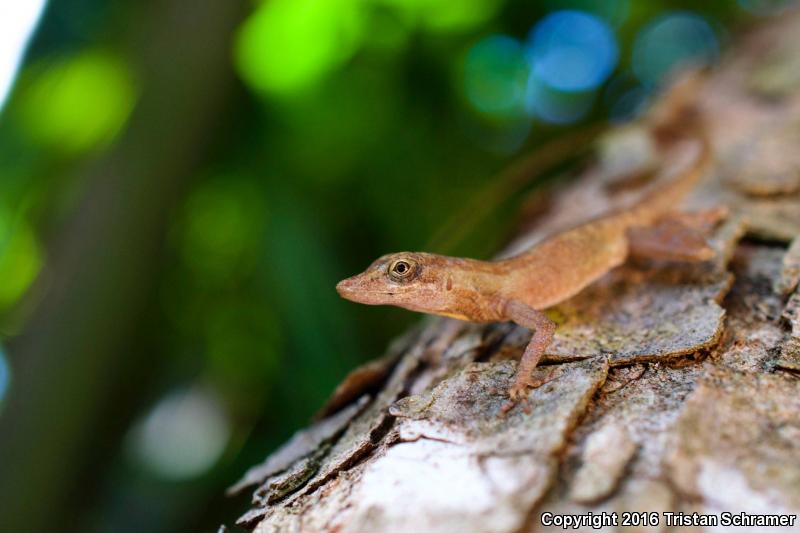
[500,367,564,415]
[508,382,530,403]
[499,380,534,415]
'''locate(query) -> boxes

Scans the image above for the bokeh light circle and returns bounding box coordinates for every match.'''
[525,75,594,124]
[15,50,136,153]
[127,387,231,480]
[545,0,631,28]
[527,10,618,93]
[632,12,719,87]
[0,210,42,310]
[463,34,528,117]
[0,346,9,408]
[235,0,364,97]
[737,0,795,16]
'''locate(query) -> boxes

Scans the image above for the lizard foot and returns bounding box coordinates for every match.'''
[500,367,564,414]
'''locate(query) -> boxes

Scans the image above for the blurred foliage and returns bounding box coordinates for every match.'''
[13,49,136,153]
[0,209,41,311]
[0,0,785,531]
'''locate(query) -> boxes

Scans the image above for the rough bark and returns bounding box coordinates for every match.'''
[230,14,800,533]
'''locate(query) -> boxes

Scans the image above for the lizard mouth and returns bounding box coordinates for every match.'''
[336,278,396,304]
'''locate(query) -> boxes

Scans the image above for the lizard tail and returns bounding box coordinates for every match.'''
[618,69,713,227]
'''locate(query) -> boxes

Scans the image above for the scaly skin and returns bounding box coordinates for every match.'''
[337,132,714,406]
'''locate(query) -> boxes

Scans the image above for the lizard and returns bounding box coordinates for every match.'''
[336,97,721,407]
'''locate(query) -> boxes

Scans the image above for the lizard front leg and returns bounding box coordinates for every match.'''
[504,300,557,402]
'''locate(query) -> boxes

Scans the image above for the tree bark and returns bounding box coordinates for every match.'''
[229,14,800,533]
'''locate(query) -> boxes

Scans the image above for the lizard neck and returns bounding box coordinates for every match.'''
[426,256,510,322]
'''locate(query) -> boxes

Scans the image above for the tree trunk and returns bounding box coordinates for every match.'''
[229,14,800,533]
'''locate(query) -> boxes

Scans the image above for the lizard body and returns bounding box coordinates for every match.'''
[337,122,716,404]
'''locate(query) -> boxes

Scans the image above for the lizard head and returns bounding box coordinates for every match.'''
[336,252,452,314]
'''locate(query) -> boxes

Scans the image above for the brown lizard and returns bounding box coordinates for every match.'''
[337,103,720,406]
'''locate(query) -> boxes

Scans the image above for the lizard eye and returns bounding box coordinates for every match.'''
[388,259,416,281]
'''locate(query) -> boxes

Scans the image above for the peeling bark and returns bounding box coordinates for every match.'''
[228,13,800,533]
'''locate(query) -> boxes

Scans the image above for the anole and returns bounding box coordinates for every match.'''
[337,105,720,406]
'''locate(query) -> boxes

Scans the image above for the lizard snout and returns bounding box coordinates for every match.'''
[336,274,392,305]
[336,277,359,299]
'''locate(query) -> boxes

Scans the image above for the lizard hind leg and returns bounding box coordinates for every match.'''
[627,207,728,262]
[666,206,729,231]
